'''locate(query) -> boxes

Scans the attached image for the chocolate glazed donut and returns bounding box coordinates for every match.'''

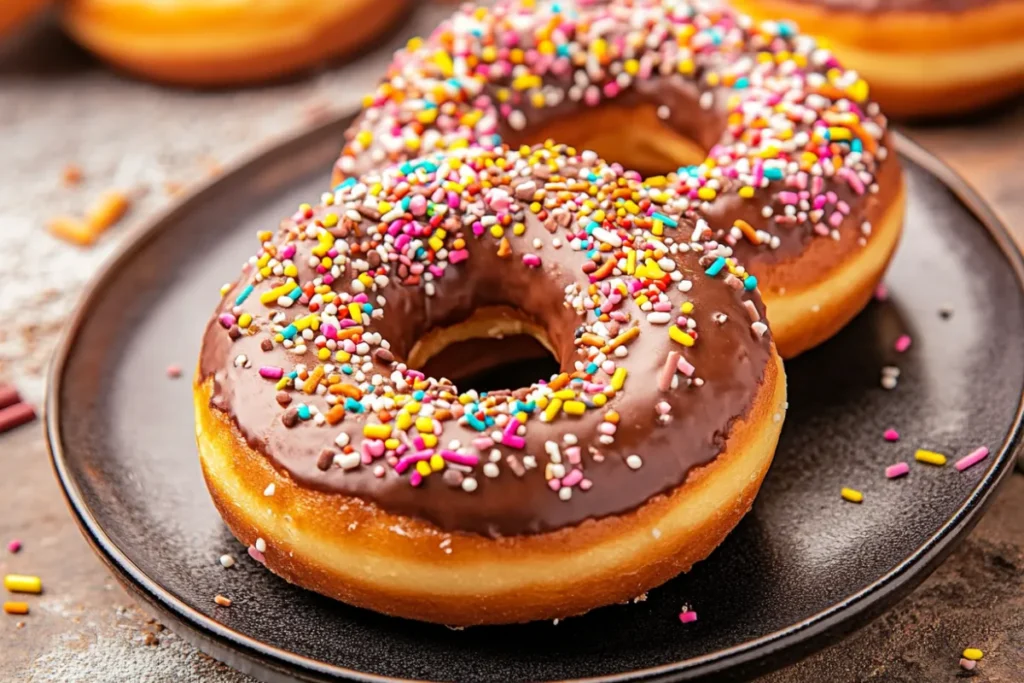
[334,0,905,358]
[195,143,787,625]
[729,0,1024,118]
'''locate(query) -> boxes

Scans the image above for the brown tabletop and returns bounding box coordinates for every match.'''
[1,10,1022,683]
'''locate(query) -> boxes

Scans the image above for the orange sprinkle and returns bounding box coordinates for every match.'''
[214,594,232,607]
[336,326,365,340]
[61,164,83,186]
[497,237,512,258]
[329,384,362,398]
[548,373,570,390]
[3,602,29,615]
[734,219,760,245]
[302,366,324,394]
[47,216,96,246]
[325,406,345,425]
[578,333,606,347]
[601,326,640,353]
[85,190,130,233]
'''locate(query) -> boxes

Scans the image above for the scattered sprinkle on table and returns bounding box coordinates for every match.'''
[880,365,899,390]
[62,163,83,186]
[954,446,989,472]
[841,487,863,503]
[3,602,29,615]
[7,540,21,554]
[4,574,42,594]
[915,449,947,467]
[0,401,37,435]
[894,334,911,353]
[885,462,909,479]
[166,364,183,379]
[219,554,236,568]
[214,594,232,607]
[960,658,977,671]
[883,428,900,442]
[962,647,984,661]
[679,610,698,624]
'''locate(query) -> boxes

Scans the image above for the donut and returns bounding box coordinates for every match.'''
[61,0,411,86]
[333,0,905,358]
[728,0,1024,118]
[0,0,48,39]
[195,142,787,626]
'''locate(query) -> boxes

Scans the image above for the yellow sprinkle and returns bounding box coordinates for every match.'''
[429,454,445,472]
[348,303,363,323]
[384,438,401,451]
[592,393,608,407]
[317,347,331,361]
[260,280,297,305]
[396,411,412,431]
[543,398,563,422]
[915,449,948,466]
[275,378,289,391]
[563,401,586,416]
[552,389,576,401]
[610,367,627,391]
[841,488,863,503]
[238,313,252,329]
[697,187,716,201]
[415,417,434,434]
[669,326,695,347]
[962,648,983,661]
[421,433,438,448]
[4,575,41,594]
[680,302,694,314]
[416,460,432,477]
[363,424,392,440]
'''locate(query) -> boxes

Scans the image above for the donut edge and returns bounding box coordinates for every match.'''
[193,350,786,626]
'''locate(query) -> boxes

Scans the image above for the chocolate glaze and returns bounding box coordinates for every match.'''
[200,151,773,538]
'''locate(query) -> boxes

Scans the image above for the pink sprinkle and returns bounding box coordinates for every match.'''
[259,366,284,380]
[679,610,698,624]
[247,546,265,564]
[7,539,21,553]
[503,435,526,450]
[883,428,900,442]
[960,659,977,671]
[954,446,989,472]
[166,365,182,379]
[894,335,912,353]
[561,469,584,488]
[522,253,542,268]
[441,450,480,467]
[874,283,888,301]
[410,470,424,487]
[886,462,910,479]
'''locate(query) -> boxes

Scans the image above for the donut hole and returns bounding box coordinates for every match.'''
[406,306,562,393]
[507,102,720,178]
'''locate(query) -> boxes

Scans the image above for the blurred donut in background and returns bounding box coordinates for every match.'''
[0,0,49,39]
[61,0,411,86]
[729,0,1024,118]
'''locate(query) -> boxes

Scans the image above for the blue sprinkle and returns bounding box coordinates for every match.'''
[705,257,727,277]
[287,287,302,301]
[333,177,356,192]
[280,324,298,340]
[342,365,353,375]
[401,196,411,211]
[344,397,364,413]
[652,212,678,228]
[779,22,795,38]
[852,139,863,153]
[485,416,495,426]
[557,44,570,57]
[764,167,784,181]
[585,362,599,374]
[297,405,311,420]
[744,276,758,291]
[466,414,487,431]
[734,77,749,89]
[234,284,254,306]
[287,371,298,380]
[413,390,425,401]
[515,401,536,414]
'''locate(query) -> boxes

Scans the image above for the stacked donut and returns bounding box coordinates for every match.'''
[196,0,904,625]
[729,0,1024,117]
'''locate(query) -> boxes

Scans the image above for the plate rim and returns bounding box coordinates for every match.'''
[44,120,1024,683]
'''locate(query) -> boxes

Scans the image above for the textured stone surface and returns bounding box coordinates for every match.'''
[1,10,1022,683]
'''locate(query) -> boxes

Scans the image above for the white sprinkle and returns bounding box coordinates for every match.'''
[263,483,276,497]
[626,454,643,470]
[254,537,266,553]
[461,477,478,492]
[558,487,572,501]
[219,554,236,568]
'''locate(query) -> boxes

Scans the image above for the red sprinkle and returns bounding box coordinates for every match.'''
[7,540,21,554]
[0,384,20,410]
[0,402,36,434]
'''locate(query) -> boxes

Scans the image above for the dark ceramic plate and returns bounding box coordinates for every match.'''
[47,115,1024,683]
